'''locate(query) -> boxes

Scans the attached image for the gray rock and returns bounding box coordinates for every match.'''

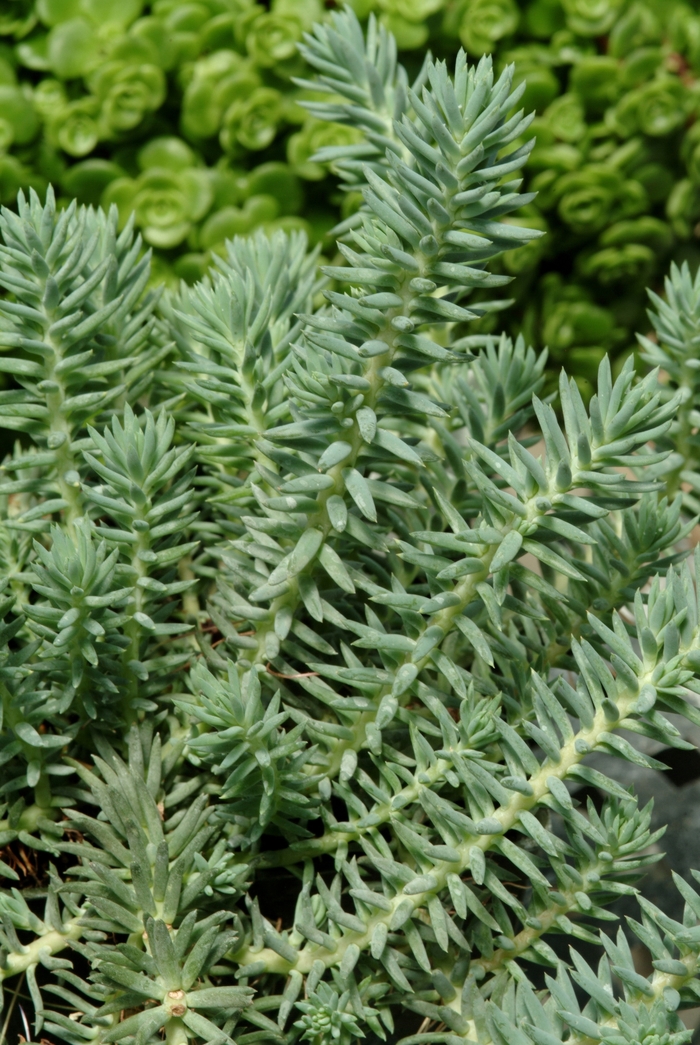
[578,748,700,925]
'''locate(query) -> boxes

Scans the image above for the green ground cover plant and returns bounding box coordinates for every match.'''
[3,10,700,1045]
[2,0,700,385]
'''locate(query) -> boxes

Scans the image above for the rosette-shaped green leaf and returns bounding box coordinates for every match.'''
[569,54,621,113]
[39,0,145,80]
[288,118,364,182]
[577,216,673,287]
[446,0,520,56]
[609,0,661,54]
[555,164,648,235]
[620,44,664,88]
[103,137,213,248]
[220,86,284,154]
[181,49,260,141]
[242,9,305,73]
[273,0,324,30]
[46,96,100,157]
[106,169,213,248]
[246,160,304,214]
[610,75,691,138]
[30,78,66,119]
[577,243,655,286]
[670,2,700,70]
[562,0,626,36]
[540,92,587,143]
[91,60,166,137]
[377,0,444,50]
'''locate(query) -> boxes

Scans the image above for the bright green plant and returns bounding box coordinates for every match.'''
[0,0,335,281]
[2,27,700,1045]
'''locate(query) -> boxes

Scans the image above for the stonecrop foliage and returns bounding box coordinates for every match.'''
[3,12,700,1045]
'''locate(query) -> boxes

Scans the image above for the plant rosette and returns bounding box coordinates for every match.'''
[241,8,306,76]
[551,164,649,236]
[443,0,520,55]
[562,0,626,36]
[103,136,213,247]
[45,96,100,157]
[220,85,285,154]
[89,59,166,137]
[375,0,443,49]
[608,75,693,138]
[287,117,364,181]
[180,49,261,141]
[575,215,674,287]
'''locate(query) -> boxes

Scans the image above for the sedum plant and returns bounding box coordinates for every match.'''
[2,24,700,1045]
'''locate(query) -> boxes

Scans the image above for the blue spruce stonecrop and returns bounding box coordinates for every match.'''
[0,12,699,1045]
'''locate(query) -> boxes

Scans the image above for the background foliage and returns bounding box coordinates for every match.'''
[2,0,700,386]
